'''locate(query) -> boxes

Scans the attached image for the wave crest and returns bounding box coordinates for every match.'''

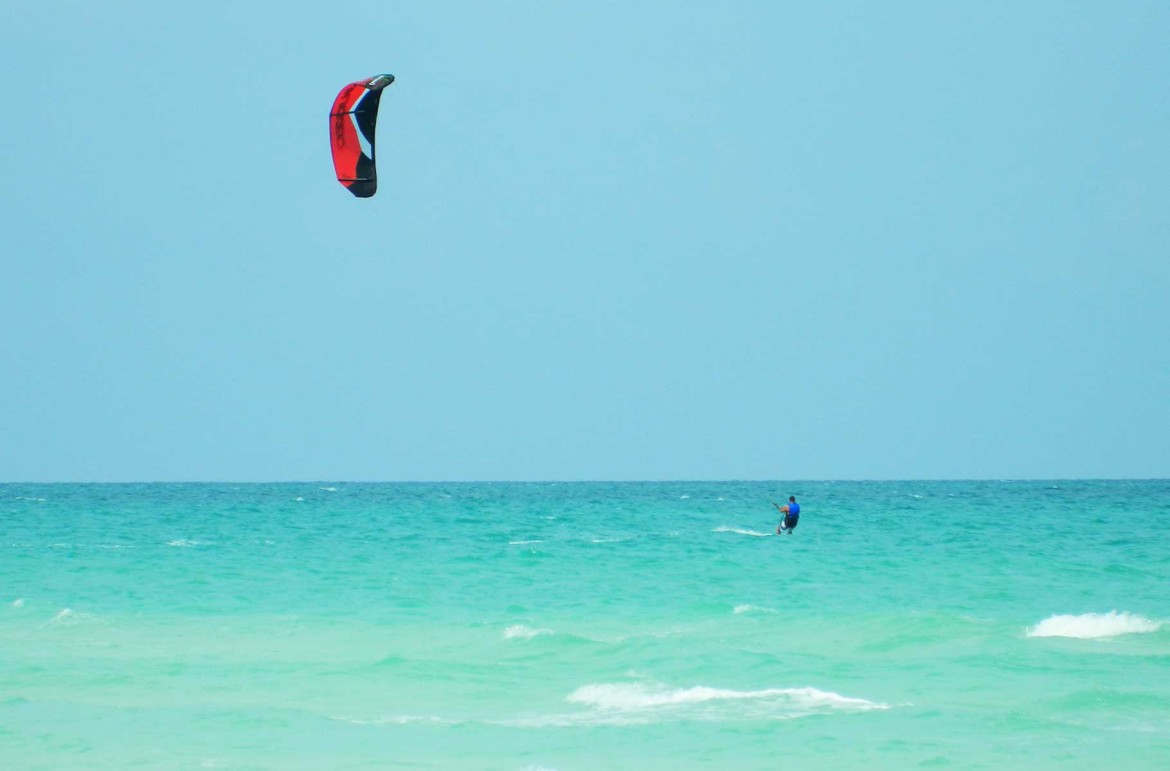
[1026,611,1162,639]
[567,682,887,713]
[503,624,553,640]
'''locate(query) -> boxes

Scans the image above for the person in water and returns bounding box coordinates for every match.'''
[774,496,800,534]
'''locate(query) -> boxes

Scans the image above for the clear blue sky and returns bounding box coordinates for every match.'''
[2,1,1167,482]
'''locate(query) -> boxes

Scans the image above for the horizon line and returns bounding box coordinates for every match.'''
[3,477,1167,485]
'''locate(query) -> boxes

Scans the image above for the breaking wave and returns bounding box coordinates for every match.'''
[567,682,885,712]
[1026,611,1162,639]
[503,625,553,640]
[503,681,889,727]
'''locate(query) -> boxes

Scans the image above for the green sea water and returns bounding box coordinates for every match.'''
[2,481,1168,769]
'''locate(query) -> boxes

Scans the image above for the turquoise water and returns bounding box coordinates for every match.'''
[3,481,1168,769]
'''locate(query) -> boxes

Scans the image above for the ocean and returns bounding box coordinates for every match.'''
[2,480,1168,769]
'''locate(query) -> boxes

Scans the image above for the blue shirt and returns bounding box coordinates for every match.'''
[787,502,800,517]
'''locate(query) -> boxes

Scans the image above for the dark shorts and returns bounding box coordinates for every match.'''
[783,514,799,531]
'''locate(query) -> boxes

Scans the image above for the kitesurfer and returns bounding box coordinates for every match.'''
[773,496,800,534]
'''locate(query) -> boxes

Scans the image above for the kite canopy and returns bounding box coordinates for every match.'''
[329,74,394,198]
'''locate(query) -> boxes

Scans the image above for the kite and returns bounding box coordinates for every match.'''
[329,74,395,198]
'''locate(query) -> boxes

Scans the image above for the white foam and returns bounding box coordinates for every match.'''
[734,604,777,615]
[714,526,772,538]
[11,598,24,608]
[509,539,544,545]
[504,683,887,727]
[167,539,200,547]
[319,487,338,492]
[1027,611,1162,639]
[503,624,553,640]
[566,682,888,713]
